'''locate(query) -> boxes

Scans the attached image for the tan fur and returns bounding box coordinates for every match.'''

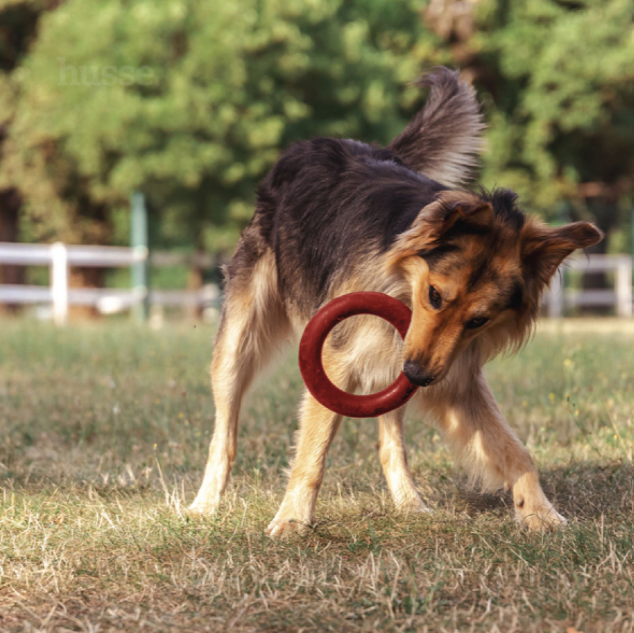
[189,250,291,514]
[415,364,565,529]
[378,408,429,513]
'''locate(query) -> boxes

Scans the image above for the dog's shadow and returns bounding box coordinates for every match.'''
[452,488,513,517]
[436,460,634,522]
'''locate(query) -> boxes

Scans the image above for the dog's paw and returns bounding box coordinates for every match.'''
[395,497,432,515]
[517,503,567,531]
[265,515,311,538]
[187,499,220,517]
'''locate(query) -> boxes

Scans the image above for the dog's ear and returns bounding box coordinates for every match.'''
[521,221,603,286]
[438,199,493,233]
[387,197,493,269]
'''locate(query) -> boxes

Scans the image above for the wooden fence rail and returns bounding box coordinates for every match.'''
[0,242,632,324]
[0,242,218,324]
[547,254,632,318]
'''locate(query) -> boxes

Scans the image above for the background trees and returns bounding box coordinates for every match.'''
[2,0,436,252]
[474,0,634,251]
[0,0,60,296]
[0,0,632,268]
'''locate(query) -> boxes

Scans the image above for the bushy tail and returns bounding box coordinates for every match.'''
[388,67,485,188]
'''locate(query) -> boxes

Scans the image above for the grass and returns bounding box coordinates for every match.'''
[0,318,633,632]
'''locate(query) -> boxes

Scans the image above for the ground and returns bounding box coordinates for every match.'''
[0,318,633,632]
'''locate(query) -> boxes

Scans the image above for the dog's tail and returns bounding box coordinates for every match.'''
[388,67,485,188]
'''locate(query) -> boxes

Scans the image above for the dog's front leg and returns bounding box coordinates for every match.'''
[425,371,566,530]
[378,408,429,513]
[266,390,343,537]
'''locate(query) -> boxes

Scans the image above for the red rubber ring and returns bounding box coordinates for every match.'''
[298,292,418,418]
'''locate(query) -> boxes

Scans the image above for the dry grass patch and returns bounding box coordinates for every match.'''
[0,319,633,632]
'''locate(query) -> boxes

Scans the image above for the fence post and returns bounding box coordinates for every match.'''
[50,242,68,326]
[131,191,149,323]
[547,270,564,318]
[615,257,633,318]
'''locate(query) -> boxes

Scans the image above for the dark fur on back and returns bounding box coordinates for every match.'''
[254,138,448,313]
[243,145,525,319]
[227,68,488,318]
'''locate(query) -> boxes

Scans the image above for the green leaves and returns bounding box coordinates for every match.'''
[475,0,634,222]
[2,0,631,250]
[4,0,429,248]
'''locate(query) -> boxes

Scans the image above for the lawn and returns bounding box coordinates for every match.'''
[0,318,633,632]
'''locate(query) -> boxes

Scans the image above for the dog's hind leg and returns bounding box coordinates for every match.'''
[189,249,290,515]
[378,408,429,514]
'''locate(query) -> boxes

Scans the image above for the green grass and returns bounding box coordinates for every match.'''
[0,318,633,632]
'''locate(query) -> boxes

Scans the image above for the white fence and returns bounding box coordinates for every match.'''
[0,242,218,324]
[0,242,632,323]
[547,254,632,318]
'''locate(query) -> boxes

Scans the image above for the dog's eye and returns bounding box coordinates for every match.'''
[465,317,489,329]
[428,285,442,309]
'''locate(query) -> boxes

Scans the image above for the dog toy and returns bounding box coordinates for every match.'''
[299,292,418,417]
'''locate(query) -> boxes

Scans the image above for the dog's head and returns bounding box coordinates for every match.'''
[387,189,603,387]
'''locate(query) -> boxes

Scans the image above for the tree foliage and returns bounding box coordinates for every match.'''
[4,0,434,249]
[472,0,634,234]
[0,0,632,254]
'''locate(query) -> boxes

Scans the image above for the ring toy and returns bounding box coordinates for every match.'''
[298,292,418,418]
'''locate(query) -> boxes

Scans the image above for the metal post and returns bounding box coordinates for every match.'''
[50,242,68,326]
[131,191,149,323]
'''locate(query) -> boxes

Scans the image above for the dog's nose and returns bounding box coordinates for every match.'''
[403,361,436,387]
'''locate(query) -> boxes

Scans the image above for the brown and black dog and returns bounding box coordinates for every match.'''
[190,67,602,534]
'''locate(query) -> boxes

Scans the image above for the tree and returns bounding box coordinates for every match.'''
[5,0,631,289]
[1,0,65,308]
[436,0,634,243]
[5,0,436,257]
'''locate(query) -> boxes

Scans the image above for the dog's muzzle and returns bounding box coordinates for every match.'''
[403,361,436,387]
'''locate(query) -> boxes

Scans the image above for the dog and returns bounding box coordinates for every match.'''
[189,67,602,534]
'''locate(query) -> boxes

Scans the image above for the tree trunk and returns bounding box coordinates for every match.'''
[186,252,204,320]
[0,188,25,314]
